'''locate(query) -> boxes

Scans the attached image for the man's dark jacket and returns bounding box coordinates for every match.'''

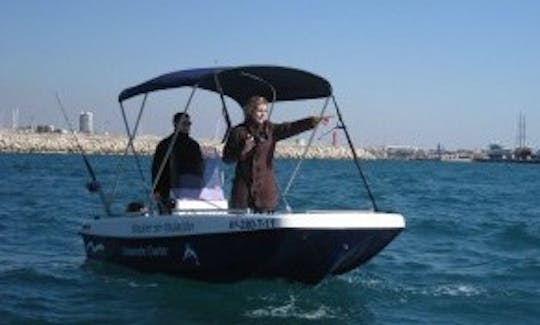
[151,132,203,199]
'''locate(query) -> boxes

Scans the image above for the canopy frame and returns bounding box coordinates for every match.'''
[107,65,379,214]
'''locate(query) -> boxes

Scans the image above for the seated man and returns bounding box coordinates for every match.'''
[151,112,203,213]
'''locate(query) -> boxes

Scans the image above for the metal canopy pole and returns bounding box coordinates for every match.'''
[332,95,378,211]
[213,73,232,143]
[107,94,151,210]
[282,96,330,202]
[121,94,149,183]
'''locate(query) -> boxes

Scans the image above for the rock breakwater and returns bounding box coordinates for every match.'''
[0,129,378,159]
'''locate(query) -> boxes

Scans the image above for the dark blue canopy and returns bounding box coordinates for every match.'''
[118,65,332,106]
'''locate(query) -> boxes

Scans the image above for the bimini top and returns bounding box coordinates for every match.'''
[118,65,332,106]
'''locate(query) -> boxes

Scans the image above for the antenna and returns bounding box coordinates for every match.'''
[522,112,526,148]
[517,111,526,148]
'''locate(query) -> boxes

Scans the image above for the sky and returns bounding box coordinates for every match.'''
[1,0,539,150]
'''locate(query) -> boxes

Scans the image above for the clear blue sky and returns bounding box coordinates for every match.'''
[1,0,539,149]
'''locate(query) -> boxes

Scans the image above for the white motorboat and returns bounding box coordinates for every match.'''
[79,65,405,284]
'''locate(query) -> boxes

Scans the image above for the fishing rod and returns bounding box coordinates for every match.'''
[55,92,112,216]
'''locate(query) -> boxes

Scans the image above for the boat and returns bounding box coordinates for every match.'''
[440,151,474,163]
[79,65,406,284]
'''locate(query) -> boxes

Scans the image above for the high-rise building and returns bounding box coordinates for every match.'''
[79,111,94,134]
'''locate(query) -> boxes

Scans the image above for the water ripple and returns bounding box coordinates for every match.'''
[1,155,540,324]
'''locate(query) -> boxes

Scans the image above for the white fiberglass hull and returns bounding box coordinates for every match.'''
[80,210,405,284]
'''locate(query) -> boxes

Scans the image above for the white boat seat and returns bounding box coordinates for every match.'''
[170,156,228,210]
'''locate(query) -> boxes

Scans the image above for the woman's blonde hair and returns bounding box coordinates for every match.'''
[243,96,268,118]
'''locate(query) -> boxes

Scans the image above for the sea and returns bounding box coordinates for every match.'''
[0,153,538,324]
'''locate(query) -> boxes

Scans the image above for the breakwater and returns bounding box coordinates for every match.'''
[0,130,379,159]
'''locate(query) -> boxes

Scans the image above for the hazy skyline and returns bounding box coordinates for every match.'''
[1,1,539,149]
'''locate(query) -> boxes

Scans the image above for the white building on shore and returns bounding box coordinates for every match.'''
[79,111,94,134]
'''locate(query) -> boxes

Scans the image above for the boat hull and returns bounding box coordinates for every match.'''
[80,211,404,284]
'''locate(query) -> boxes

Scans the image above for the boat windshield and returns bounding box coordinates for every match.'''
[170,157,225,202]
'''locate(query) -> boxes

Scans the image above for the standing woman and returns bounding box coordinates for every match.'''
[223,95,327,212]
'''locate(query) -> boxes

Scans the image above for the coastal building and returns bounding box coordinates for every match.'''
[486,144,512,160]
[385,145,418,160]
[36,124,55,133]
[79,111,94,134]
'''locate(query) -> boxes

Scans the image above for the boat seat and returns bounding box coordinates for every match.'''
[170,155,228,210]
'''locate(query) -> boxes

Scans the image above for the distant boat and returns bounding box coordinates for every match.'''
[473,144,512,162]
[474,143,540,164]
[441,153,473,163]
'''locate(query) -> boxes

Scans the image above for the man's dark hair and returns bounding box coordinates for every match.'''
[173,112,190,125]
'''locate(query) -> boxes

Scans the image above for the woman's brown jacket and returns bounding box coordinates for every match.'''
[223,117,318,211]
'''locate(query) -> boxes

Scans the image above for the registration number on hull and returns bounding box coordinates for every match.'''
[229,218,276,231]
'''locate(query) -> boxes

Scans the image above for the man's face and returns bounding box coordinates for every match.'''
[176,115,192,133]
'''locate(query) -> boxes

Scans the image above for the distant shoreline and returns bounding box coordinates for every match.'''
[0,129,378,160]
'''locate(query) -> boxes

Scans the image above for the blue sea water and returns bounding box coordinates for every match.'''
[0,153,539,324]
